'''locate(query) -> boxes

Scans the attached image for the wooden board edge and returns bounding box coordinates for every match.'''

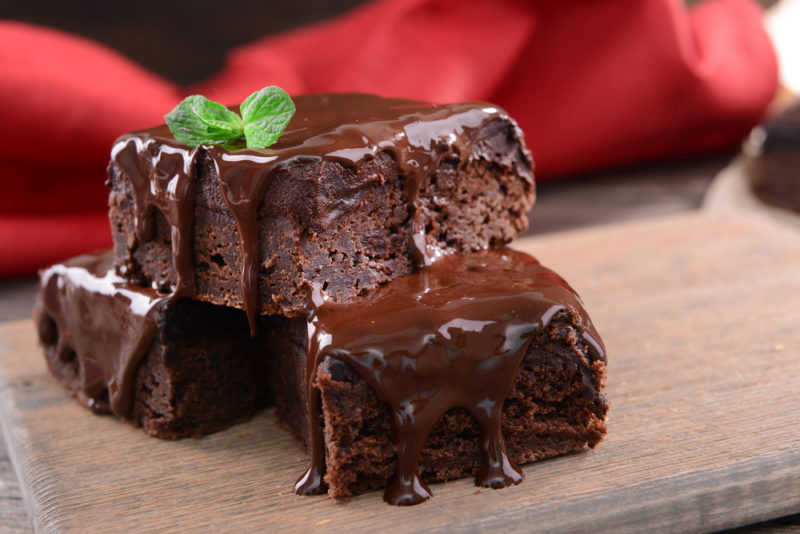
[435,448,800,534]
[0,361,37,533]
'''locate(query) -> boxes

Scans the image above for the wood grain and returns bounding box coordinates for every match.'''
[0,437,30,533]
[1,212,799,533]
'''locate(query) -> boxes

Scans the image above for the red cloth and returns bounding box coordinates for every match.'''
[0,0,777,277]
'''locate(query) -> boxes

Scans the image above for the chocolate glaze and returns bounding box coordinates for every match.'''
[36,246,605,506]
[110,139,198,300]
[296,249,605,505]
[41,95,601,506]
[36,251,166,417]
[111,94,529,334]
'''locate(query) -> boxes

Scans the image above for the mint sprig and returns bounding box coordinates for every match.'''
[164,96,243,146]
[165,86,295,149]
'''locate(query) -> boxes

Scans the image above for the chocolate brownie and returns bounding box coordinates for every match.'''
[34,93,608,506]
[316,310,606,500]
[107,94,535,330]
[34,248,607,505]
[263,249,607,504]
[34,250,272,438]
[744,100,800,212]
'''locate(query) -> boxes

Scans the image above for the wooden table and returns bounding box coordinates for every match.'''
[2,153,799,532]
[2,0,797,529]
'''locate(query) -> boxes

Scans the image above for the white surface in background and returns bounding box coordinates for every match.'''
[767,0,800,94]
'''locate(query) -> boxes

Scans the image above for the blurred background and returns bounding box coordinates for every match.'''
[3,1,369,86]
[1,0,778,85]
[1,1,799,532]
[0,0,796,304]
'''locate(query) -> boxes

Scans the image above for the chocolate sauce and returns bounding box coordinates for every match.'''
[110,139,197,299]
[36,251,166,417]
[296,249,604,505]
[37,95,603,506]
[111,94,523,334]
[35,248,604,505]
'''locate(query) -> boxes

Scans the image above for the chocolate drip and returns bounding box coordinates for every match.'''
[111,137,197,298]
[210,150,278,336]
[299,249,604,505]
[98,94,587,505]
[36,251,166,417]
[34,248,604,505]
[111,94,527,333]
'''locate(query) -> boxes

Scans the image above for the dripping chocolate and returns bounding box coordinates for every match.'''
[34,93,608,505]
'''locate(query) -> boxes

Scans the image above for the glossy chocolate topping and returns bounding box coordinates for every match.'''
[43,95,599,506]
[37,246,604,506]
[111,94,528,334]
[36,250,166,417]
[296,248,605,505]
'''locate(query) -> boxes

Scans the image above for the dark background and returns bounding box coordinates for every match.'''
[2,0,776,86]
[2,1,368,85]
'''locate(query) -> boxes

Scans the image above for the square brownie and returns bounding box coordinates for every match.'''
[35,251,272,438]
[107,94,536,326]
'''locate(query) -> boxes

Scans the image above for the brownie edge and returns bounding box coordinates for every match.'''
[265,308,607,499]
[108,95,536,318]
[34,257,273,439]
[316,309,608,498]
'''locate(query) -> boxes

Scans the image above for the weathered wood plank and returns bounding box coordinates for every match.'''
[1,212,799,533]
[0,437,31,533]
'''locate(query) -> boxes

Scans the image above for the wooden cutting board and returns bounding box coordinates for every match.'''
[1,212,799,533]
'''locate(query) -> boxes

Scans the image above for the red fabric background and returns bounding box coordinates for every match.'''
[0,0,777,277]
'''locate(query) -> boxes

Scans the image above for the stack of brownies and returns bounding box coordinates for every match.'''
[34,94,608,505]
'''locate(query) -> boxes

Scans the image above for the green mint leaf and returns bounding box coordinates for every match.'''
[163,87,295,149]
[240,86,296,149]
[165,95,244,147]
